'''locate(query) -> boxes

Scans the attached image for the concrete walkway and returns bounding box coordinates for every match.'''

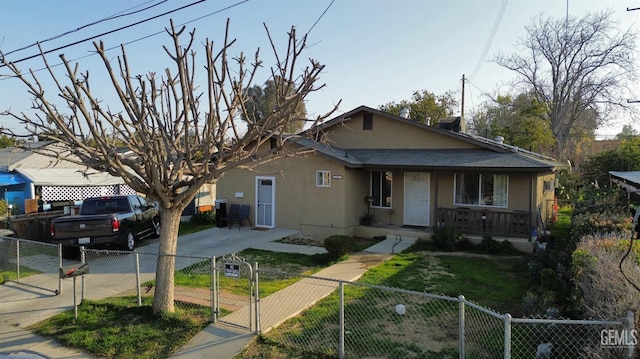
[0,228,416,359]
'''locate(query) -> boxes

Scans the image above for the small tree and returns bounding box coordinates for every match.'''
[470,92,557,154]
[243,77,307,133]
[379,89,458,125]
[0,20,337,314]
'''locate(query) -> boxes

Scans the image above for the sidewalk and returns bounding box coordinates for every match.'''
[0,229,416,359]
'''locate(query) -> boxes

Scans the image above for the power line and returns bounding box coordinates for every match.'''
[0,0,251,80]
[3,0,168,57]
[469,0,508,81]
[465,78,492,99]
[305,0,336,36]
[0,0,208,68]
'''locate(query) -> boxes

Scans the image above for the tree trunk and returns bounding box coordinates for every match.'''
[152,207,183,314]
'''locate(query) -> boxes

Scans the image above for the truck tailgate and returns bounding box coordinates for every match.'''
[52,214,116,239]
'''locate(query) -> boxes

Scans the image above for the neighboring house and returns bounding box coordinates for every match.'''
[216,106,567,245]
[0,142,135,214]
[610,171,640,202]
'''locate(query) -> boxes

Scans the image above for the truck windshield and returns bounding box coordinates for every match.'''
[81,198,130,215]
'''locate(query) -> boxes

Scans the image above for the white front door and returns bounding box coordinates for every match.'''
[404,172,430,226]
[256,176,275,228]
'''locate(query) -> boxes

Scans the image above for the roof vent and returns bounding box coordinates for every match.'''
[495,136,504,144]
[399,108,410,119]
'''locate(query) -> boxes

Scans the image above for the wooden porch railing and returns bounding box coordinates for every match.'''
[435,207,531,239]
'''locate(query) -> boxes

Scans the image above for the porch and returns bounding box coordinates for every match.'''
[436,207,532,239]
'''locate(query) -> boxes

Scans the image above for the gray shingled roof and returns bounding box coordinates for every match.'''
[297,139,562,172]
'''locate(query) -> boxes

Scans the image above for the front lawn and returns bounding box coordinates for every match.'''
[27,238,529,359]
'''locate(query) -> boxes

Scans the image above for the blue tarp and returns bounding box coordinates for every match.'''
[0,173,25,186]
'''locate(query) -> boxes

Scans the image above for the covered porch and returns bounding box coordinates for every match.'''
[435,207,532,239]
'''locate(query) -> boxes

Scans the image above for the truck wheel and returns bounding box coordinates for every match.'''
[123,230,135,251]
[152,219,161,238]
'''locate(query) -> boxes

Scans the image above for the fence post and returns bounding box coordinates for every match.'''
[210,256,216,323]
[503,313,512,359]
[58,244,63,295]
[15,239,20,282]
[627,310,635,359]
[255,261,260,334]
[134,252,141,306]
[339,281,345,359]
[81,247,86,301]
[458,295,465,359]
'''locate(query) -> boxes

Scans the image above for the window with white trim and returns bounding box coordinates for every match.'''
[370,170,392,208]
[454,173,508,207]
[316,170,331,187]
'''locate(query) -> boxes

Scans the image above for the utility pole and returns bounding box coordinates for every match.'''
[461,74,465,118]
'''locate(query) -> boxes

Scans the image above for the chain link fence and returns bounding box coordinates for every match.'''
[80,249,217,321]
[1,238,635,358]
[0,237,61,294]
[255,267,635,358]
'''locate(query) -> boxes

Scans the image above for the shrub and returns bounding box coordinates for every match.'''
[573,184,628,218]
[571,212,633,244]
[190,211,216,225]
[474,236,520,255]
[324,235,356,257]
[431,224,466,251]
[572,232,640,357]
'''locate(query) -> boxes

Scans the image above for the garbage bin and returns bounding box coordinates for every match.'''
[215,199,228,228]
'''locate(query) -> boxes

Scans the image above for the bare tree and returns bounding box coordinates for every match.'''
[493,10,638,160]
[0,19,337,314]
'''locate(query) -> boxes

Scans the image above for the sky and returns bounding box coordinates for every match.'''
[1,0,639,139]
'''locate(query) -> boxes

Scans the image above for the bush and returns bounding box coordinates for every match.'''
[430,224,467,251]
[572,232,640,357]
[474,236,519,255]
[190,211,216,225]
[573,184,628,218]
[571,212,633,244]
[324,235,356,257]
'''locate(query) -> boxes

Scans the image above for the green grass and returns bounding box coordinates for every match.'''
[178,222,217,236]
[238,249,530,358]
[423,256,527,314]
[24,235,530,359]
[0,265,41,284]
[143,248,340,297]
[546,207,572,250]
[29,297,209,359]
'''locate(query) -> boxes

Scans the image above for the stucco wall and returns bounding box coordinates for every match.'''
[326,113,479,150]
[216,152,359,238]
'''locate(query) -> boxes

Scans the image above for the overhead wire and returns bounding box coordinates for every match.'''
[3,0,168,57]
[0,0,208,68]
[0,0,251,78]
[305,0,335,36]
[468,0,508,81]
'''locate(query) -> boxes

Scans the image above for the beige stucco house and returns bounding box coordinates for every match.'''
[216,106,566,247]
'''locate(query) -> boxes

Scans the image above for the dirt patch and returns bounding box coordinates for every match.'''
[274,235,325,247]
[349,253,392,269]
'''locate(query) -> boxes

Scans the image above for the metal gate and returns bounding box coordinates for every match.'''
[213,254,256,331]
[0,237,62,295]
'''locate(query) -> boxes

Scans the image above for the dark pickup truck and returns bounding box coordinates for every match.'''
[50,195,161,253]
